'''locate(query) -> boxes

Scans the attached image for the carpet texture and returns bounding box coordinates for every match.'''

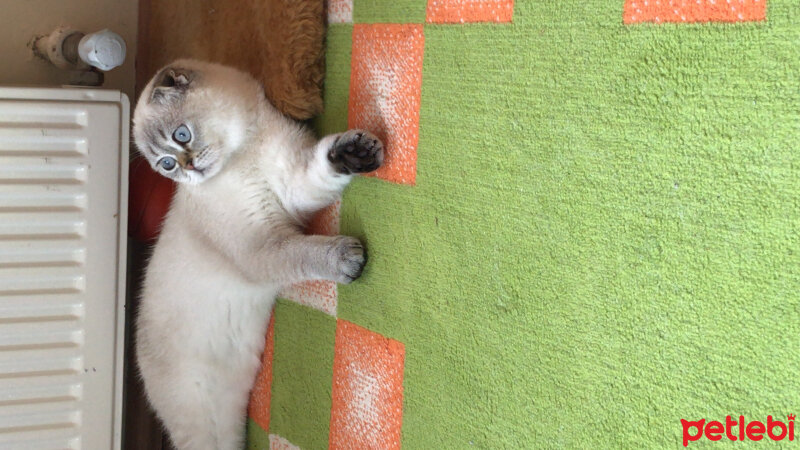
[247,0,799,447]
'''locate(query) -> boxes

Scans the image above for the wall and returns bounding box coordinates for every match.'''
[0,0,137,100]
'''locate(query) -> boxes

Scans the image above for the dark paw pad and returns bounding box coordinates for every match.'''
[328,130,384,174]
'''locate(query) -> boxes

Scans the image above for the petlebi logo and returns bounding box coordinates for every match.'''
[681,414,795,447]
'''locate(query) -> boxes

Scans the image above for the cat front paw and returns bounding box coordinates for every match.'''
[328,130,384,175]
[332,236,366,284]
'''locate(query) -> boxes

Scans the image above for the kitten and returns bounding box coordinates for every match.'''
[132,59,383,450]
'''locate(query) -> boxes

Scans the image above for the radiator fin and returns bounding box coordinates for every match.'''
[0,93,127,449]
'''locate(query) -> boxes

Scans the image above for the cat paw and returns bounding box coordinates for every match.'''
[328,130,384,174]
[332,236,366,284]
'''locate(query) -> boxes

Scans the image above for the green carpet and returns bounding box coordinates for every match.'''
[251,0,800,448]
[269,301,335,449]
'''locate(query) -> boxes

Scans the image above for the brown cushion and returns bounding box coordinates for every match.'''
[136,0,325,120]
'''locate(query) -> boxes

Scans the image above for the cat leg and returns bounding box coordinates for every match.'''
[259,233,366,285]
[149,363,253,450]
[200,231,364,285]
[284,129,384,215]
[264,130,381,284]
[210,376,254,450]
[208,339,268,450]
[143,364,219,450]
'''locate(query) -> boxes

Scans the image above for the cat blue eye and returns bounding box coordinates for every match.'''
[158,156,177,171]
[172,124,191,144]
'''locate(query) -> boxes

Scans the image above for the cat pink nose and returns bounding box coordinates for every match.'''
[185,161,195,170]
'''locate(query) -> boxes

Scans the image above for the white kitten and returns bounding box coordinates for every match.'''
[132,59,383,450]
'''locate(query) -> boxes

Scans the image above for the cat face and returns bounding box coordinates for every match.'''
[133,60,261,184]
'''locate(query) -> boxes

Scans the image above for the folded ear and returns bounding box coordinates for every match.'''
[150,67,194,103]
[159,68,192,88]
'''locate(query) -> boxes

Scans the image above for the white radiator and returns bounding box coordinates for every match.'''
[0,88,128,449]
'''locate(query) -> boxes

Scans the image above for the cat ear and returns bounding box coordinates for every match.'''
[160,68,193,88]
[150,67,194,103]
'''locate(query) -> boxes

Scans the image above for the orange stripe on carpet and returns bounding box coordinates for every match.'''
[248,312,275,432]
[329,320,405,449]
[426,0,514,23]
[624,0,766,24]
[349,24,424,186]
[281,280,337,315]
